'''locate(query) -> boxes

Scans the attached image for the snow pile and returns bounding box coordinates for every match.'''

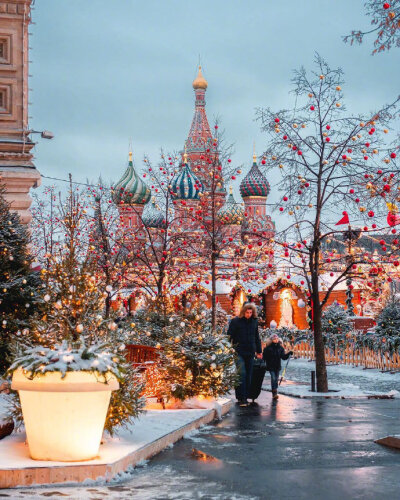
[160,397,228,420]
[275,381,399,399]
[8,340,123,381]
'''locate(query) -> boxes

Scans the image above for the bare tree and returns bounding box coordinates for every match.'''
[256,55,399,391]
[344,0,400,54]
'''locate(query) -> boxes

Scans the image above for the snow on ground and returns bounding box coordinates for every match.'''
[275,382,399,399]
[0,398,230,472]
[275,358,400,395]
[0,407,215,470]
[1,463,256,499]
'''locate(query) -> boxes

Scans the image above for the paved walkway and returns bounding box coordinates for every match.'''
[3,390,400,499]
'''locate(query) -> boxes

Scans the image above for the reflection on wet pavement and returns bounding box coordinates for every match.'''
[3,391,400,500]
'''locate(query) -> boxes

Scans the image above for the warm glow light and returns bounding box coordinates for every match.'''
[281,289,292,300]
[12,369,119,462]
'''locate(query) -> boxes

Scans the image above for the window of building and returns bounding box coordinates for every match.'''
[0,37,8,63]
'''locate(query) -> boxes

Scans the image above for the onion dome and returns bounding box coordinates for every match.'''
[142,198,166,229]
[218,186,244,225]
[171,153,204,200]
[240,152,271,198]
[112,152,151,205]
[192,65,208,90]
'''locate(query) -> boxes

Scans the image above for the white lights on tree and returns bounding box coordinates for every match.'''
[297,299,306,308]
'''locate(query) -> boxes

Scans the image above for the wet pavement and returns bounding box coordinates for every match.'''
[3,389,400,500]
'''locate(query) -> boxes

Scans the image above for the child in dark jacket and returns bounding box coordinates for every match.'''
[262,333,293,399]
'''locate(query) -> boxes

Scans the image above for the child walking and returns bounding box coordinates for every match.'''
[262,333,293,399]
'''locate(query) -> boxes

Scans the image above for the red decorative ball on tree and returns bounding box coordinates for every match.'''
[390,152,397,159]
[275,117,280,123]
[383,3,390,9]
[368,210,374,218]
[310,106,315,111]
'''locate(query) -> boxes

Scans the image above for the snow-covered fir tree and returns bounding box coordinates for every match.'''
[321,302,352,338]
[161,306,237,401]
[9,185,145,433]
[375,299,400,340]
[0,187,41,374]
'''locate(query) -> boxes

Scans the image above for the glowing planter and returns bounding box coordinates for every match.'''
[12,368,119,462]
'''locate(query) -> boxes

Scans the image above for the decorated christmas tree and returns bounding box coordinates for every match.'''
[8,185,145,434]
[0,187,41,374]
[321,302,352,336]
[375,299,400,340]
[161,306,237,401]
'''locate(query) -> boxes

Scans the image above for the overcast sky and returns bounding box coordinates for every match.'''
[30,0,399,214]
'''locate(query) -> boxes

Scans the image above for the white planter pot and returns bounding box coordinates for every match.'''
[12,368,119,462]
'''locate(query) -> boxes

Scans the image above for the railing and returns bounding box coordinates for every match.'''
[125,344,163,401]
[287,341,400,372]
[125,344,160,366]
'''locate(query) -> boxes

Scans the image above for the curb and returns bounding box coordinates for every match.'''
[375,435,400,450]
[0,399,232,489]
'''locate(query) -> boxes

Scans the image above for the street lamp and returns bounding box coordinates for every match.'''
[29,129,54,140]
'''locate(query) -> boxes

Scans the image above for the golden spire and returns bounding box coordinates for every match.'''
[192,65,208,90]
[129,151,133,162]
[183,144,188,164]
[229,185,233,195]
[253,142,257,163]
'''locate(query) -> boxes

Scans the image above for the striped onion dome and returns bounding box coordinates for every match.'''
[171,157,204,200]
[218,187,244,225]
[142,198,166,229]
[112,152,151,205]
[239,153,270,198]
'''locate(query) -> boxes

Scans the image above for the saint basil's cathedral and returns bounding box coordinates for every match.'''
[111,67,276,316]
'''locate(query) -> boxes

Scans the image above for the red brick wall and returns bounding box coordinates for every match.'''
[262,286,363,330]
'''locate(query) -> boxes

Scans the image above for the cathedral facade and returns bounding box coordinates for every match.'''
[111,67,276,314]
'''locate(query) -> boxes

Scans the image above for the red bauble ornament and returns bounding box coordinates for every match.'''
[326,125,330,130]
[349,188,354,194]
[390,152,396,159]
[383,3,390,9]
[310,106,315,111]
[283,196,288,201]
[368,210,374,217]
[325,137,330,142]
[275,117,280,123]
[283,135,288,140]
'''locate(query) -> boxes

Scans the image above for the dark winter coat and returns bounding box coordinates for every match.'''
[227,317,262,356]
[262,342,290,371]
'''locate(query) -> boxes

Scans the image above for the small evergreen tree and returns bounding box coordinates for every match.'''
[321,302,352,338]
[0,186,41,374]
[162,306,237,401]
[375,299,400,339]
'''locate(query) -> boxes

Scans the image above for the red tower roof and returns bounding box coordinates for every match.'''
[184,66,221,192]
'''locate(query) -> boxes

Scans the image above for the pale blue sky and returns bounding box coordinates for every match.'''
[30,0,399,204]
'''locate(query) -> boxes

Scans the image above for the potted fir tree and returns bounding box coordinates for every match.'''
[8,186,128,461]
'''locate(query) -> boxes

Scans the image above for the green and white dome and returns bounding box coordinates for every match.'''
[218,186,244,225]
[112,152,151,205]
